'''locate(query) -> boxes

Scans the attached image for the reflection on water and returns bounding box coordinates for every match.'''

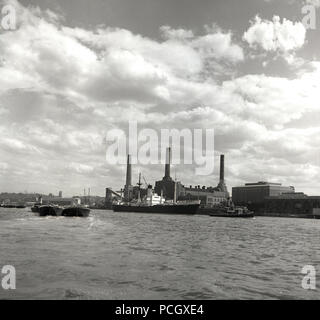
[0,208,319,299]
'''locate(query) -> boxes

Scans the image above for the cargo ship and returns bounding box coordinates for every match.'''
[113,175,200,215]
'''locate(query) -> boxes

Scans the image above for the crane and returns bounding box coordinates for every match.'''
[142,175,149,188]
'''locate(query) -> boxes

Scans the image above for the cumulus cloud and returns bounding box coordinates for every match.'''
[305,0,320,7]
[160,25,244,63]
[0,0,319,195]
[243,16,306,52]
[160,25,194,40]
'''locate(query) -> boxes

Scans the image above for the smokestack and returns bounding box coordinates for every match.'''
[105,188,113,202]
[126,154,132,186]
[219,154,224,183]
[147,185,153,198]
[217,154,228,193]
[164,147,171,179]
[147,185,153,205]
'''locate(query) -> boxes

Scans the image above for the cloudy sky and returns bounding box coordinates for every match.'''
[0,0,320,196]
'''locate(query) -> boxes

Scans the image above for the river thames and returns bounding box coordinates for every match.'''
[0,208,319,299]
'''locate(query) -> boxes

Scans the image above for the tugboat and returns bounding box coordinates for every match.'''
[200,199,254,218]
[31,196,43,213]
[31,204,41,213]
[207,206,254,218]
[61,206,90,217]
[39,205,63,217]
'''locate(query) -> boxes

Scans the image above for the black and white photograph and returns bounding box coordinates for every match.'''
[0,0,319,305]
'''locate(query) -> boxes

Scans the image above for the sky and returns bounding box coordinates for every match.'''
[0,0,320,196]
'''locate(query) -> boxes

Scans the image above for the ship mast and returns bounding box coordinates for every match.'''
[137,173,142,203]
[173,169,177,204]
[173,179,177,204]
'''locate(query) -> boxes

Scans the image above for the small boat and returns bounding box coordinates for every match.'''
[15,204,26,209]
[61,206,90,217]
[3,204,16,208]
[39,205,63,217]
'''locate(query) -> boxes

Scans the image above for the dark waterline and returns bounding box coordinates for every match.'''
[0,208,319,300]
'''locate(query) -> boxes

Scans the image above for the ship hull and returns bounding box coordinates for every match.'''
[39,205,63,217]
[61,207,90,217]
[112,203,200,215]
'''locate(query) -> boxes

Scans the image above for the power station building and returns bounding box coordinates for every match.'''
[155,151,229,206]
[111,147,229,206]
[178,155,229,205]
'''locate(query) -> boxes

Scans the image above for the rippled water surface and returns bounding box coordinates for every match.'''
[0,208,319,299]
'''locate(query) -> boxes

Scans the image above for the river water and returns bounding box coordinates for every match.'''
[0,208,319,300]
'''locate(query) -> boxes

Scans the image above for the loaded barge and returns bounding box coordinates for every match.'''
[37,205,90,217]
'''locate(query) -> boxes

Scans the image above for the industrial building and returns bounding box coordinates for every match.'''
[178,155,229,206]
[155,151,229,206]
[42,197,80,206]
[232,181,295,209]
[264,193,320,218]
[179,186,227,206]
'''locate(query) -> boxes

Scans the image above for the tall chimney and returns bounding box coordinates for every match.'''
[164,147,171,179]
[219,154,224,183]
[125,154,132,186]
[217,154,228,193]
